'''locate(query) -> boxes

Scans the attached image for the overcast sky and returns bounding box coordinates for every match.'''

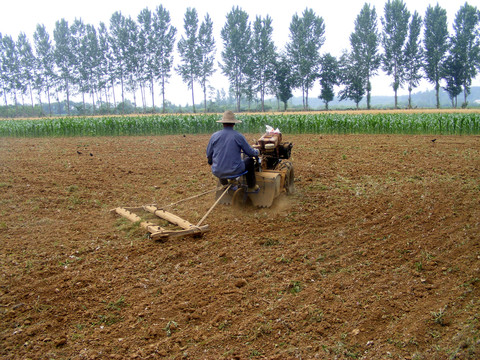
[1,0,479,105]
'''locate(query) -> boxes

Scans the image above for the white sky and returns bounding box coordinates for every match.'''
[1,0,479,105]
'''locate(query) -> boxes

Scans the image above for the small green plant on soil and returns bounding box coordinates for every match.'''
[431,306,448,326]
[288,281,302,294]
[96,314,123,326]
[105,296,127,311]
[415,261,423,272]
[164,320,178,337]
[261,238,279,246]
[249,349,263,357]
[309,308,324,322]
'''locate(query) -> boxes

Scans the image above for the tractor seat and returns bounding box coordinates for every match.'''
[219,170,248,185]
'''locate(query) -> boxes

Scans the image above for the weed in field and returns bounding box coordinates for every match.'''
[431,306,448,326]
[261,238,279,247]
[276,255,292,264]
[308,308,324,322]
[164,320,178,337]
[288,281,302,294]
[249,349,263,357]
[415,261,423,272]
[66,184,79,193]
[105,296,127,311]
[96,314,123,326]
[116,218,144,239]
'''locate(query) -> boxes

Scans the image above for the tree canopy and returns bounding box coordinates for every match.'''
[0,1,479,117]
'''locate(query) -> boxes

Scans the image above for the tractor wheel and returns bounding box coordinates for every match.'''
[232,188,250,209]
[278,161,295,194]
[284,166,295,194]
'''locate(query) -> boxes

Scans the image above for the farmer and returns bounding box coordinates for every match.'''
[206,110,259,191]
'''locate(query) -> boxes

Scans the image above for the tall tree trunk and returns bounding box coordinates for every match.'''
[161,75,166,113]
[37,90,43,116]
[91,89,96,114]
[65,80,71,116]
[13,91,18,116]
[408,85,412,109]
[366,78,372,110]
[393,83,398,108]
[203,84,207,113]
[3,88,7,108]
[29,84,35,112]
[302,84,306,110]
[133,90,137,112]
[46,87,52,117]
[97,83,103,110]
[21,93,26,116]
[191,80,196,113]
[140,83,146,112]
[104,87,109,111]
[120,76,125,114]
[260,83,265,112]
[111,80,117,111]
[55,91,60,115]
[305,87,309,110]
[150,78,155,113]
[82,92,86,114]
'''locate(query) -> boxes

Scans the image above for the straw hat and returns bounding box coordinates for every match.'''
[216,110,242,124]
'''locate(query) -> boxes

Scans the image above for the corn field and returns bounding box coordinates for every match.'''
[1,112,479,137]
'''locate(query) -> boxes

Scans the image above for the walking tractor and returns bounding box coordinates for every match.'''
[215,126,294,208]
[111,126,294,241]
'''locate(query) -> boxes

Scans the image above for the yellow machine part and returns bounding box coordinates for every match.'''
[249,171,282,207]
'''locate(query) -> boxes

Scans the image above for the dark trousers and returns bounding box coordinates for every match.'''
[219,157,256,187]
[244,157,256,188]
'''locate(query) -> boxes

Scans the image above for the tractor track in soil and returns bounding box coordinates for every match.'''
[1,134,479,359]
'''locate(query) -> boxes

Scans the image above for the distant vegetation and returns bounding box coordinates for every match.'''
[1,112,479,137]
[0,1,479,118]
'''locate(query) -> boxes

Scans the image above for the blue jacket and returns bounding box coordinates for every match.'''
[206,127,259,178]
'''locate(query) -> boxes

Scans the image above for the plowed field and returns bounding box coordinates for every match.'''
[1,134,479,359]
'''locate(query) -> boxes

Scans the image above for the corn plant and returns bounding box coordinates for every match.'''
[0,112,479,137]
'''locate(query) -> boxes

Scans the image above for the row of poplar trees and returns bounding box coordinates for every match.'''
[0,1,479,116]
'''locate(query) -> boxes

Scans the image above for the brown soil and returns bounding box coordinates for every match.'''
[1,134,479,360]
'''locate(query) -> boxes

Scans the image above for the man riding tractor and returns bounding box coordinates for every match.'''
[206,110,259,192]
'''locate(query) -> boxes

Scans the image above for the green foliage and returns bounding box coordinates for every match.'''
[197,14,216,113]
[2,112,478,137]
[251,15,277,112]
[287,8,325,110]
[447,3,480,107]
[381,0,411,107]
[220,6,252,112]
[338,51,366,108]
[423,4,449,109]
[319,53,340,110]
[349,3,381,109]
[404,11,424,108]
[176,7,200,112]
[274,53,294,111]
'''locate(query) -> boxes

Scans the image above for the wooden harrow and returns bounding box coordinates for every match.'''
[111,185,231,241]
